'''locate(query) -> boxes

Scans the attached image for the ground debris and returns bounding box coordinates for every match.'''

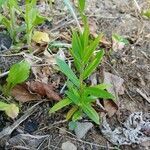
[103,71,124,117]
[6,134,49,149]
[100,112,150,147]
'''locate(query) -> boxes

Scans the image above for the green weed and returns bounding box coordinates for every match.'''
[49,0,114,125]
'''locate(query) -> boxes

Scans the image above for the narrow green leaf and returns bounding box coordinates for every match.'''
[83,34,102,64]
[81,23,89,50]
[83,49,104,79]
[91,83,112,90]
[72,110,82,121]
[66,106,78,120]
[56,57,80,87]
[65,89,80,105]
[78,0,86,12]
[82,104,100,124]
[0,0,6,7]
[49,98,71,113]
[85,87,114,99]
[72,31,82,59]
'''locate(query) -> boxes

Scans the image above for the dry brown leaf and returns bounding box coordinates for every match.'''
[103,72,124,117]
[28,81,61,101]
[11,84,40,102]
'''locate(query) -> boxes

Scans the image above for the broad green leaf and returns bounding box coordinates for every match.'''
[83,34,102,64]
[82,104,99,124]
[66,106,78,120]
[85,87,114,100]
[0,101,19,119]
[6,60,30,91]
[33,14,45,26]
[83,49,104,79]
[56,57,80,87]
[49,98,71,113]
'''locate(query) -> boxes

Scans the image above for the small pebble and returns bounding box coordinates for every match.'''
[74,122,93,139]
[62,141,77,150]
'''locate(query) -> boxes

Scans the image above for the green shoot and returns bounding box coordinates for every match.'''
[49,21,114,124]
[24,0,45,44]
[0,0,20,42]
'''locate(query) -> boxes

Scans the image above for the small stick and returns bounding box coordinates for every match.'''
[0,71,9,78]
[133,0,141,13]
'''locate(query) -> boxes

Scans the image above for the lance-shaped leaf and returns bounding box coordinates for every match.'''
[82,103,100,124]
[56,57,80,87]
[83,49,104,79]
[49,98,71,113]
[85,87,114,100]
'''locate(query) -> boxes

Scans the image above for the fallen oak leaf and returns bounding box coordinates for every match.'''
[11,84,40,103]
[28,81,61,101]
[103,71,124,117]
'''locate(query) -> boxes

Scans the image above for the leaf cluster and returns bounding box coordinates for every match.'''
[50,22,114,124]
[0,0,45,44]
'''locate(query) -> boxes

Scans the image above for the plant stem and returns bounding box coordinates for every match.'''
[9,6,16,41]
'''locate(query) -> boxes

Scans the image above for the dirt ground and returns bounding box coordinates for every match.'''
[0,0,150,150]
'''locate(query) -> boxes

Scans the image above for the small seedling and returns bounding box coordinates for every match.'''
[0,0,20,42]
[142,9,150,19]
[49,25,114,124]
[49,0,114,124]
[24,0,45,44]
[4,60,30,96]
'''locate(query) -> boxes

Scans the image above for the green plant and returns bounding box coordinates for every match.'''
[4,60,30,96]
[24,0,45,44]
[49,1,114,124]
[49,25,114,124]
[0,0,20,42]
